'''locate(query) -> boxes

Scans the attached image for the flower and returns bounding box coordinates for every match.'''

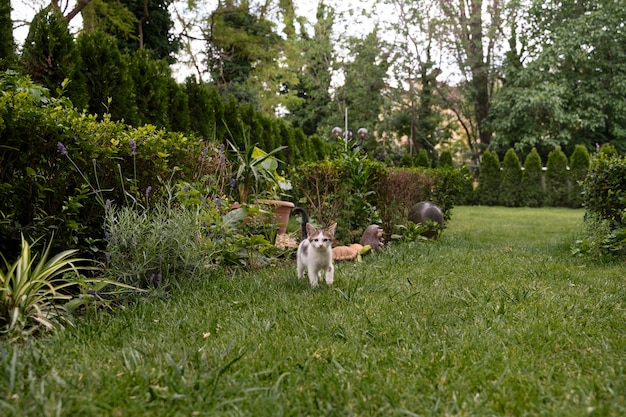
[57,142,68,156]
[129,139,137,156]
[145,186,152,199]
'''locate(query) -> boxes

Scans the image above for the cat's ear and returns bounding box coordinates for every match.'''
[326,222,337,236]
[305,223,317,237]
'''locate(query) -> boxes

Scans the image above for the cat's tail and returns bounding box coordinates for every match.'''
[291,207,309,240]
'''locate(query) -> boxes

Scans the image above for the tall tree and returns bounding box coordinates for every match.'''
[489,0,626,156]
[0,0,15,68]
[76,30,138,123]
[382,0,446,158]
[285,1,334,136]
[206,0,300,114]
[21,7,87,108]
[333,28,390,152]
[436,0,506,165]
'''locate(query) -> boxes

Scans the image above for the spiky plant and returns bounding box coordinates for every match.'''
[0,235,93,340]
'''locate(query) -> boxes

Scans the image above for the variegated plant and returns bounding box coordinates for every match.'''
[0,234,98,340]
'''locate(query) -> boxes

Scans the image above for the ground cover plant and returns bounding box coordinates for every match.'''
[1,206,625,416]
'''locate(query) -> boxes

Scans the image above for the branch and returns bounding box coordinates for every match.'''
[63,0,94,23]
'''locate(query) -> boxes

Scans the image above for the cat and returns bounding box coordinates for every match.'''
[292,207,337,287]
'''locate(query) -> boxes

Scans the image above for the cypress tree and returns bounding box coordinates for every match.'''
[499,148,522,207]
[476,150,501,205]
[521,148,545,207]
[76,31,137,124]
[167,78,190,134]
[129,49,171,128]
[415,149,430,167]
[0,0,16,69]
[545,147,569,207]
[21,8,87,108]
[568,144,590,208]
[439,150,454,167]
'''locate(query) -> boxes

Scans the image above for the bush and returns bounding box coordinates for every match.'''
[476,150,501,205]
[575,152,626,258]
[439,150,454,167]
[499,148,522,207]
[568,144,590,208]
[415,149,430,167]
[520,148,545,207]
[290,150,386,243]
[0,72,212,260]
[545,147,569,207]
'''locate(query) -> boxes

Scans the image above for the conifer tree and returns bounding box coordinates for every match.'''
[439,150,454,167]
[0,0,15,69]
[129,49,172,128]
[21,8,87,108]
[521,148,545,207]
[476,150,501,205]
[415,149,430,167]
[499,148,522,206]
[545,147,569,206]
[568,144,590,208]
[76,31,137,124]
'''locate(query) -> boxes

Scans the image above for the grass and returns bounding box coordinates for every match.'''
[1,206,625,416]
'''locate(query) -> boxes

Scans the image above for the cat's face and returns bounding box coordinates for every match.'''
[306,223,336,249]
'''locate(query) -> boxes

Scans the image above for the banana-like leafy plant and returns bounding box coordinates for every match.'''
[0,234,102,340]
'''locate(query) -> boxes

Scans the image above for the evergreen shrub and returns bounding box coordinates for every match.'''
[576,152,626,257]
[568,144,590,208]
[521,148,545,207]
[0,72,211,259]
[476,150,501,205]
[499,148,522,207]
[545,147,569,206]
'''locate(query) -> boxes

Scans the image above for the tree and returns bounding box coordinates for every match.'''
[129,49,172,128]
[76,30,138,124]
[206,0,299,114]
[21,7,87,108]
[568,144,590,208]
[499,148,521,206]
[520,147,544,207]
[382,0,450,159]
[476,149,500,205]
[489,0,626,156]
[333,29,390,153]
[544,147,568,207]
[0,0,15,69]
[436,0,506,166]
[285,1,334,136]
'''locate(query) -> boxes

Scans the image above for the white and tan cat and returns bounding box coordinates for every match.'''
[293,208,337,287]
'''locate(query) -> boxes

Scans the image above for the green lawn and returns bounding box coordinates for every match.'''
[2,206,625,416]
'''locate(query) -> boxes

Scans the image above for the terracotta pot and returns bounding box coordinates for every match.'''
[259,199,295,234]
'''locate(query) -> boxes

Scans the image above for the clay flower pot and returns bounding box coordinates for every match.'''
[259,199,295,235]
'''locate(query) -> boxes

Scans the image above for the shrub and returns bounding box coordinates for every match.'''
[476,150,501,205]
[439,150,454,167]
[415,149,430,167]
[568,144,590,208]
[376,168,436,235]
[520,148,545,207]
[21,8,87,109]
[290,150,386,242]
[0,234,102,341]
[499,148,522,207]
[575,152,626,258]
[0,72,213,259]
[545,147,569,206]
